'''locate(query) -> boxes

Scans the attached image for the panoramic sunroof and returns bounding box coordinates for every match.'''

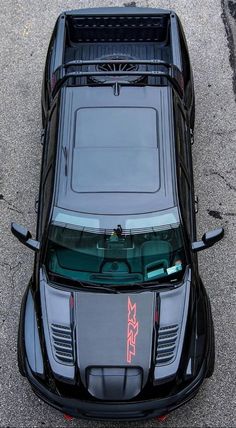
[72,107,160,193]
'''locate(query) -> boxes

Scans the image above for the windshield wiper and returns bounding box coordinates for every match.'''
[126,281,177,292]
[48,271,179,294]
[48,272,120,293]
[80,281,121,293]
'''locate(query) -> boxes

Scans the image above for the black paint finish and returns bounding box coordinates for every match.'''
[12,6,224,421]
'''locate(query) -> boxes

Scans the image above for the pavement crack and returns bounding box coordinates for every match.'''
[208,210,223,219]
[124,1,136,6]
[226,167,236,173]
[1,261,22,288]
[0,194,23,214]
[221,0,236,99]
[11,262,22,286]
[207,209,236,219]
[214,128,236,136]
[207,170,236,191]
[224,211,236,216]
[2,261,22,272]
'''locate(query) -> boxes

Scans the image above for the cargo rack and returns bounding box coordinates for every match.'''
[48,9,185,97]
[51,59,184,97]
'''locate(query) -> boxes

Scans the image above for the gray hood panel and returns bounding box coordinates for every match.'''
[75,291,155,398]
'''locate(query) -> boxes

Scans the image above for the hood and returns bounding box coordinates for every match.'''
[40,270,190,400]
[40,277,156,400]
[74,292,155,399]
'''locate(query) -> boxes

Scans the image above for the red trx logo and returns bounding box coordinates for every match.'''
[127,297,139,363]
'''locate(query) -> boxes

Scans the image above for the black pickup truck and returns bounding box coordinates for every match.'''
[11,7,224,422]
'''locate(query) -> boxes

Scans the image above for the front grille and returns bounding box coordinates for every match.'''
[51,323,74,365]
[156,324,179,365]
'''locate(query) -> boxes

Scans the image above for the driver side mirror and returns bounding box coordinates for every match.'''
[192,227,224,252]
[11,223,40,252]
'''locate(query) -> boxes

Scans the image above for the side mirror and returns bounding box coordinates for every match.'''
[11,222,40,252]
[192,227,224,252]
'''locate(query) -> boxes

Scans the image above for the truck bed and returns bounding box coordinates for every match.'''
[50,9,183,92]
[64,14,172,62]
[65,42,171,66]
[63,14,172,85]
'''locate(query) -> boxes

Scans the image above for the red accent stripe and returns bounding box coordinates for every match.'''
[127,297,139,363]
[64,414,74,420]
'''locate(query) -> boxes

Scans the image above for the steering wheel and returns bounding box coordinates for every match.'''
[100,259,131,274]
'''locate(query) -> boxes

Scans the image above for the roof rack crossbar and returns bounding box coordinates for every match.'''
[51,61,184,97]
[52,70,183,98]
[62,59,173,68]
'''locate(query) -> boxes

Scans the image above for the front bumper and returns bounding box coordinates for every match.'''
[25,359,207,421]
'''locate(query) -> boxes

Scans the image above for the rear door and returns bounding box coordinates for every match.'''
[37,98,59,241]
[174,99,196,241]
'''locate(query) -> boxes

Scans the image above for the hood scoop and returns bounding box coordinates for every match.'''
[87,367,142,400]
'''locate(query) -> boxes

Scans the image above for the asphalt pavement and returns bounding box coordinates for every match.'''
[0,0,235,427]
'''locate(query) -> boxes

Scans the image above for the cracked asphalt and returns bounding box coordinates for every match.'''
[0,0,236,427]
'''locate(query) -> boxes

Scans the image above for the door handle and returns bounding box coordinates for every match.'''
[194,195,199,213]
[35,197,39,213]
[40,129,45,145]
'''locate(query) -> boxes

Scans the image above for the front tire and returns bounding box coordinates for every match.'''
[206,303,215,378]
[17,289,28,377]
[17,325,26,377]
[190,96,195,131]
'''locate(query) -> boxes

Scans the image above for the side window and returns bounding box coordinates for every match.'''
[44,104,58,165]
[178,166,191,236]
[41,165,54,232]
[39,102,58,236]
[175,105,188,168]
[48,106,58,160]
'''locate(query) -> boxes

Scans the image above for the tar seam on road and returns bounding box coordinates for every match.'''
[221,0,236,99]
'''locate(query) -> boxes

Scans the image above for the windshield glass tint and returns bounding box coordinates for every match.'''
[45,224,187,286]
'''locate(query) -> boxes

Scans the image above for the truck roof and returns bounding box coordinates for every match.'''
[54,84,176,222]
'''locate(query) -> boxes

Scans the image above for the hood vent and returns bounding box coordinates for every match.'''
[156,324,179,365]
[51,323,74,365]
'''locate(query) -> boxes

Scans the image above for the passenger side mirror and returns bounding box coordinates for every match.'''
[11,223,40,252]
[191,228,224,252]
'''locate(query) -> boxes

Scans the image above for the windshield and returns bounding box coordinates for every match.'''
[45,223,187,286]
